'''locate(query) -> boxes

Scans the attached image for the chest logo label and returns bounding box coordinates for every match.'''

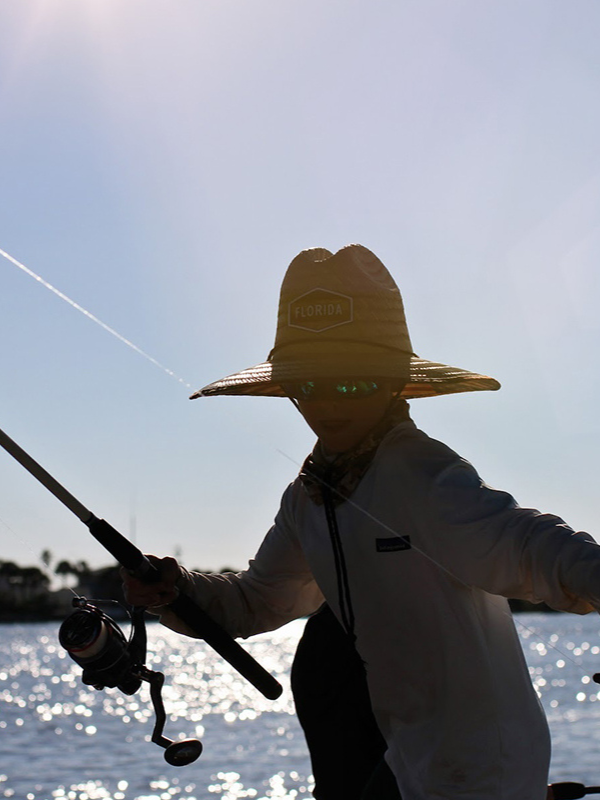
[376,536,411,552]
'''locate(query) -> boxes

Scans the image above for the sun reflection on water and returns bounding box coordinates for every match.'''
[7,614,600,797]
[0,619,314,799]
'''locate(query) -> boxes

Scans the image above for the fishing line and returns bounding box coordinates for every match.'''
[0,513,47,564]
[0,514,78,597]
[0,247,192,389]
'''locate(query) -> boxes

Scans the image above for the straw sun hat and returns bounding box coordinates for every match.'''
[191,244,500,400]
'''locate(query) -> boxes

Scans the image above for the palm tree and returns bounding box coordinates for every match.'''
[40,549,53,571]
[55,559,76,588]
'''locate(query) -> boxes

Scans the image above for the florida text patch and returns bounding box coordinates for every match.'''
[288,288,353,332]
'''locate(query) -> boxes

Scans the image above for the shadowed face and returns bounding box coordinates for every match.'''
[295,380,394,454]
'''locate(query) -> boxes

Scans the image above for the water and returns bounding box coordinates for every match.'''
[2,613,600,799]
[0,619,312,800]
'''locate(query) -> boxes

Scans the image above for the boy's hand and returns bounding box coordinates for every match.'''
[121,555,181,607]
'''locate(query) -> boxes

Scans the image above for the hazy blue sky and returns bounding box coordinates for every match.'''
[1,0,599,575]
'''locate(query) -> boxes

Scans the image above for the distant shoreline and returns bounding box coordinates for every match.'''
[0,598,556,625]
[1,556,558,623]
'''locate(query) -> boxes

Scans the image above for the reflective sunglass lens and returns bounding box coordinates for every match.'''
[337,380,379,397]
[285,380,380,400]
[298,381,316,399]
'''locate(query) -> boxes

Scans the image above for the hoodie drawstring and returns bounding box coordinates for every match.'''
[321,480,356,643]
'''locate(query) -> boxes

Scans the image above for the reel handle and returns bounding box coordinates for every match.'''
[142,667,203,766]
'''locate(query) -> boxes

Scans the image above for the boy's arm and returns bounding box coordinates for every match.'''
[421,458,600,613]
[159,486,324,639]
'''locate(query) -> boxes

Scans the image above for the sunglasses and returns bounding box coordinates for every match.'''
[284,379,382,401]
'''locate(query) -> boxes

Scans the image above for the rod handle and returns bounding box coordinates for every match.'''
[87,518,282,699]
[170,593,283,700]
[87,517,158,580]
[549,783,600,799]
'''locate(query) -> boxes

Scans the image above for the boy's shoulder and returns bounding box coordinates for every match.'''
[377,421,467,479]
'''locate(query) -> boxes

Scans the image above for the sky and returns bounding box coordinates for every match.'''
[1,0,600,577]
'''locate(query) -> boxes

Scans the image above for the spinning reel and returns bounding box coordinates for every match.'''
[59,596,203,767]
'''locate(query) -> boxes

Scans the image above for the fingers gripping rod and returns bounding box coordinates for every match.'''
[0,427,282,700]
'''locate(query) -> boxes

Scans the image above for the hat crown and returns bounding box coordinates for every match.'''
[272,245,413,371]
[191,243,500,399]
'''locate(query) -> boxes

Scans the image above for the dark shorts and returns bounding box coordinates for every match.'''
[291,605,401,800]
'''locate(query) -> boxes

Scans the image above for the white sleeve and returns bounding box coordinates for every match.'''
[421,459,600,614]
[159,484,324,639]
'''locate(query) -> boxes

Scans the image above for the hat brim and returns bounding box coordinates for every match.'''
[190,356,500,399]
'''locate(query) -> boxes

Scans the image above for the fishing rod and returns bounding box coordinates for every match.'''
[0,426,283,763]
[548,782,600,799]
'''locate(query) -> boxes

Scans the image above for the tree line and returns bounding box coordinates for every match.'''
[0,551,241,621]
[0,550,123,620]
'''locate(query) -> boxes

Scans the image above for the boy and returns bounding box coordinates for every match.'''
[124,244,600,800]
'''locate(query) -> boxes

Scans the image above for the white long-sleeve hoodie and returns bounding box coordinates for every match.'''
[160,421,600,800]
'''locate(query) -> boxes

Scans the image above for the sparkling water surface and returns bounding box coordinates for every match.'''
[0,619,312,800]
[2,614,600,799]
